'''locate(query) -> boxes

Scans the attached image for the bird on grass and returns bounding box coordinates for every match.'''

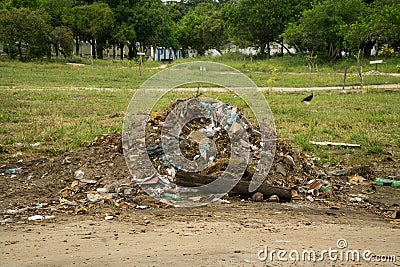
[301,91,314,105]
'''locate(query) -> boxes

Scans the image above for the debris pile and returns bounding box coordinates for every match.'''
[0,98,399,223]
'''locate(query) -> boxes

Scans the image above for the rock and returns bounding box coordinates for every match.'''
[252,192,264,202]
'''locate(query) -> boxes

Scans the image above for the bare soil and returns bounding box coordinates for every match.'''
[1,203,400,267]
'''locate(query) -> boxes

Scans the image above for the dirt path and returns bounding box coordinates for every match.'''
[1,202,399,267]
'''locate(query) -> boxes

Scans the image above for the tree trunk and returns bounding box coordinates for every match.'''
[96,41,103,59]
[128,43,136,60]
[266,41,271,58]
[75,37,80,56]
[175,171,292,201]
[357,49,364,89]
[17,42,23,60]
[90,40,96,59]
[361,40,374,58]
[260,42,267,58]
[328,44,339,61]
[119,43,124,60]
[113,45,116,59]
[276,40,294,56]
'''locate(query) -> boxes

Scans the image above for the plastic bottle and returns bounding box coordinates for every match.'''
[375,178,398,186]
[392,181,400,188]
[164,193,184,201]
[319,185,333,192]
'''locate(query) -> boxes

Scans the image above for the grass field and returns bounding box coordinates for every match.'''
[0,56,399,167]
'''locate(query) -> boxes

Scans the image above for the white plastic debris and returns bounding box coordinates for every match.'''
[96,187,108,193]
[135,205,149,210]
[104,215,114,220]
[86,193,104,202]
[74,170,85,180]
[28,215,43,221]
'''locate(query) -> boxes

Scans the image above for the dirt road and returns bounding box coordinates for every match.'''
[1,202,399,267]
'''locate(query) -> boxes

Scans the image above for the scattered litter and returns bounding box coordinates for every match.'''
[268,195,280,202]
[348,176,368,185]
[135,205,148,210]
[310,141,360,148]
[6,168,22,174]
[79,179,97,184]
[220,199,231,204]
[4,207,29,214]
[28,215,43,221]
[74,170,85,180]
[104,215,114,220]
[375,178,400,187]
[96,187,107,193]
[27,215,54,221]
[349,194,368,203]
[0,218,12,224]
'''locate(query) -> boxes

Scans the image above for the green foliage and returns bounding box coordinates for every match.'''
[177,2,225,55]
[283,0,366,60]
[0,8,51,60]
[0,0,400,61]
[225,0,306,57]
[62,2,114,59]
[5,0,44,10]
[50,26,74,58]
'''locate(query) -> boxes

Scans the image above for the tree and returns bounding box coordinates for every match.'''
[109,0,170,60]
[63,3,114,58]
[0,8,51,60]
[225,0,307,57]
[41,0,75,27]
[177,2,225,55]
[283,0,367,60]
[50,26,74,58]
[365,1,400,52]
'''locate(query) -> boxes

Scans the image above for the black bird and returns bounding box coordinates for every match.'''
[301,92,314,104]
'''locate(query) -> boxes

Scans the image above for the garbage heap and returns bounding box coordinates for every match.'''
[1,97,399,222]
[136,97,323,204]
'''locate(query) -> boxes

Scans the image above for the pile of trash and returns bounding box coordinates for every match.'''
[0,97,399,222]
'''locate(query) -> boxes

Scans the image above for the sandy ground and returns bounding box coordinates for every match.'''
[1,202,399,267]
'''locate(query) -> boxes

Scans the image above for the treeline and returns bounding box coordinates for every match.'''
[0,0,399,61]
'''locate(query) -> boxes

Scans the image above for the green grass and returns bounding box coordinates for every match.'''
[266,89,400,165]
[0,58,159,89]
[0,88,132,158]
[1,55,399,89]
